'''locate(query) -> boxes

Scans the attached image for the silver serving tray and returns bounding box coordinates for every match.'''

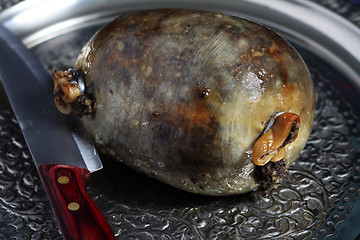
[0,0,360,239]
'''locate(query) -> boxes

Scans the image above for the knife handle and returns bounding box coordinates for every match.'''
[38,164,116,240]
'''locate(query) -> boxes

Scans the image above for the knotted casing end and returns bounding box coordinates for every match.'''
[252,112,300,166]
[53,68,95,118]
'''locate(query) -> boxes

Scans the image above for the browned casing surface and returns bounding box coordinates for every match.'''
[74,9,315,195]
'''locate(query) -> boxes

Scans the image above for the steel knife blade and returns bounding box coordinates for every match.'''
[0,24,115,240]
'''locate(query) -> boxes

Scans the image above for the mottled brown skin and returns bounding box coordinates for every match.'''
[73,9,315,195]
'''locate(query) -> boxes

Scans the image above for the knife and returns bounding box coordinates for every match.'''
[0,25,115,240]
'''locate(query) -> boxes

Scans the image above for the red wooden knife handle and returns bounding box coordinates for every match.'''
[38,164,115,240]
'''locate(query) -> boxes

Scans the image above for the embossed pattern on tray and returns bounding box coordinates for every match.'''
[0,2,360,240]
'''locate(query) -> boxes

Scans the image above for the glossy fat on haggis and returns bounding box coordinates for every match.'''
[56,9,315,195]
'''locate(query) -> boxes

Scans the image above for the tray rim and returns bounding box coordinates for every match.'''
[0,0,360,89]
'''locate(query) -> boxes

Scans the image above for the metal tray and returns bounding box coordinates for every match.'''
[1,0,360,239]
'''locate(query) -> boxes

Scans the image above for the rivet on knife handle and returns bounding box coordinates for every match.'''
[38,164,116,240]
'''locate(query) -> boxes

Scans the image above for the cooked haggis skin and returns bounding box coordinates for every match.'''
[53,9,315,196]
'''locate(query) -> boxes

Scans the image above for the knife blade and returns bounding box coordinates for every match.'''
[0,24,115,240]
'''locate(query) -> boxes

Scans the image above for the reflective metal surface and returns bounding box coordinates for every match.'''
[0,24,102,172]
[1,0,360,88]
[0,0,360,239]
